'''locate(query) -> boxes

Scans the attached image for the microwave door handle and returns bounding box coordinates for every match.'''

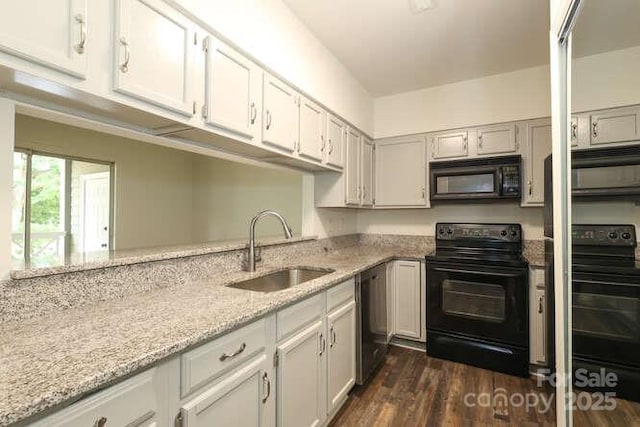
[497,168,504,196]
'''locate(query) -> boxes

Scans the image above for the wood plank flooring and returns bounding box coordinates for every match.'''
[329,346,640,426]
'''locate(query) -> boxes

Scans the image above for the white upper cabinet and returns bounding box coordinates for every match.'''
[476,123,518,156]
[344,128,361,206]
[360,138,374,206]
[325,114,346,169]
[203,36,261,142]
[0,0,88,78]
[430,130,469,159]
[522,119,552,207]
[262,73,298,152]
[589,106,640,146]
[298,96,325,162]
[114,0,197,116]
[375,137,428,207]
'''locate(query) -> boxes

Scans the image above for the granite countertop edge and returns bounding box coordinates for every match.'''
[0,248,424,426]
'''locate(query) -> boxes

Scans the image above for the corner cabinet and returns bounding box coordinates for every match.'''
[262,73,299,153]
[392,260,424,341]
[345,127,361,205]
[113,0,198,116]
[0,0,88,78]
[203,35,262,143]
[374,136,428,207]
[521,118,552,207]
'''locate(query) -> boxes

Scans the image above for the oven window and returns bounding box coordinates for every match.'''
[442,280,505,322]
[573,292,639,341]
[573,164,640,189]
[436,173,495,194]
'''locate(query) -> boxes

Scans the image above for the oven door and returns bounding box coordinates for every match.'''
[573,271,640,367]
[426,262,528,346]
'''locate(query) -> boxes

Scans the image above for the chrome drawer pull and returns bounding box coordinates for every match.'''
[219,342,246,361]
[94,417,107,427]
[262,372,271,403]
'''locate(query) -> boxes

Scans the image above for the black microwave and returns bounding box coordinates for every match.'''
[430,155,521,202]
[544,145,640,237]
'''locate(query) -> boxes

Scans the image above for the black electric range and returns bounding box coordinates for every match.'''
[546,224,640,401]
[426,223,529,377]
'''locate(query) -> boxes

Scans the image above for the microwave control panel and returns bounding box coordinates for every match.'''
[501,166,520,196]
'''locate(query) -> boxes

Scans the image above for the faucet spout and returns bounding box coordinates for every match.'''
[246,210,294,272]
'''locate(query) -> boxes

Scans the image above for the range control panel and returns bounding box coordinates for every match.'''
[572,225,637,246]
[436,223,522,243]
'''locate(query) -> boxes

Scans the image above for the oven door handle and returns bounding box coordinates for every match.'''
[431,267,523,278]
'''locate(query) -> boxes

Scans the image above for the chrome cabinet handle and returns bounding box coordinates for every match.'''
[328,140,333,155]
[330,326,336,347]
[538,295,544,314]
[571,122,578,140]
[119,37,130,73]
[74,14,86,54]
[478,134,483,149]
[94,417,107,427]
[421,187,425,199]
[250,102,257,124]
[219,342,246,361]
[592,121,598,138]
[266,110,272,130]
[319,333,326,356]
[262,373,271,403]
[320,135,325,152]
[528,180,533,196]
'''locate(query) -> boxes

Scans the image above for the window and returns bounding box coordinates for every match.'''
[12,150,113,268]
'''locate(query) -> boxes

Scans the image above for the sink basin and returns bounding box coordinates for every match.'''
[228,267,334,293]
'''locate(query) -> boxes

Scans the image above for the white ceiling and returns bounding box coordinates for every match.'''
[283,0,640,98]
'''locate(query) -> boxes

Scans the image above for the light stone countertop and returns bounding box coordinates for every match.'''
[0,245,428,426]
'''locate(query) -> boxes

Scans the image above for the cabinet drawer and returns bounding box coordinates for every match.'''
[327,278,355,313]
[181,319,267,397]
[32,369,158,427]
[277,293,324,341]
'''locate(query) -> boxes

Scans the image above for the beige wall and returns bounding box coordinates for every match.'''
[0,100,15,279]
[173,0,373,135]
[192,156,303,241]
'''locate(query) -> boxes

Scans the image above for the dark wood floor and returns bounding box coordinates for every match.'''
[330,346,640,426]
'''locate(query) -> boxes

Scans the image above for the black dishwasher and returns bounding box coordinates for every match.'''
[356,263,388,385]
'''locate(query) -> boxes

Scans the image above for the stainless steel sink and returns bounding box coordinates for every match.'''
[228,267,334,293]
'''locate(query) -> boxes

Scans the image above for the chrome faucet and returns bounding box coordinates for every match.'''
[246,210,293,272]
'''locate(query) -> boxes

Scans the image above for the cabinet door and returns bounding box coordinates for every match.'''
[374,137,427,207]
[360,138,374,206]
[529,269,546,365]
[0,0,87,78]
[431,131,468,159]
[204,36,261,142]
[522,119,552,207]
[114,0,196,116]
[181,355,273,427]
[298,97,325,162]
[327,301,356,414]
[477,123,518,155]
[263,73,298,152]
[590,107,640,146]
[277,320,326,427]
[394,261,421,340]
[325,114,345,168]
[344,128,361,206]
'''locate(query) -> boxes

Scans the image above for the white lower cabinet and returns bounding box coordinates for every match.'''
[180,354,273,427]
[276,279,356,426]
[529,267,547,366]
[31,367,168,427]
[327,300,356,414]
[391,260,425,342]
[277,320,326,427]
